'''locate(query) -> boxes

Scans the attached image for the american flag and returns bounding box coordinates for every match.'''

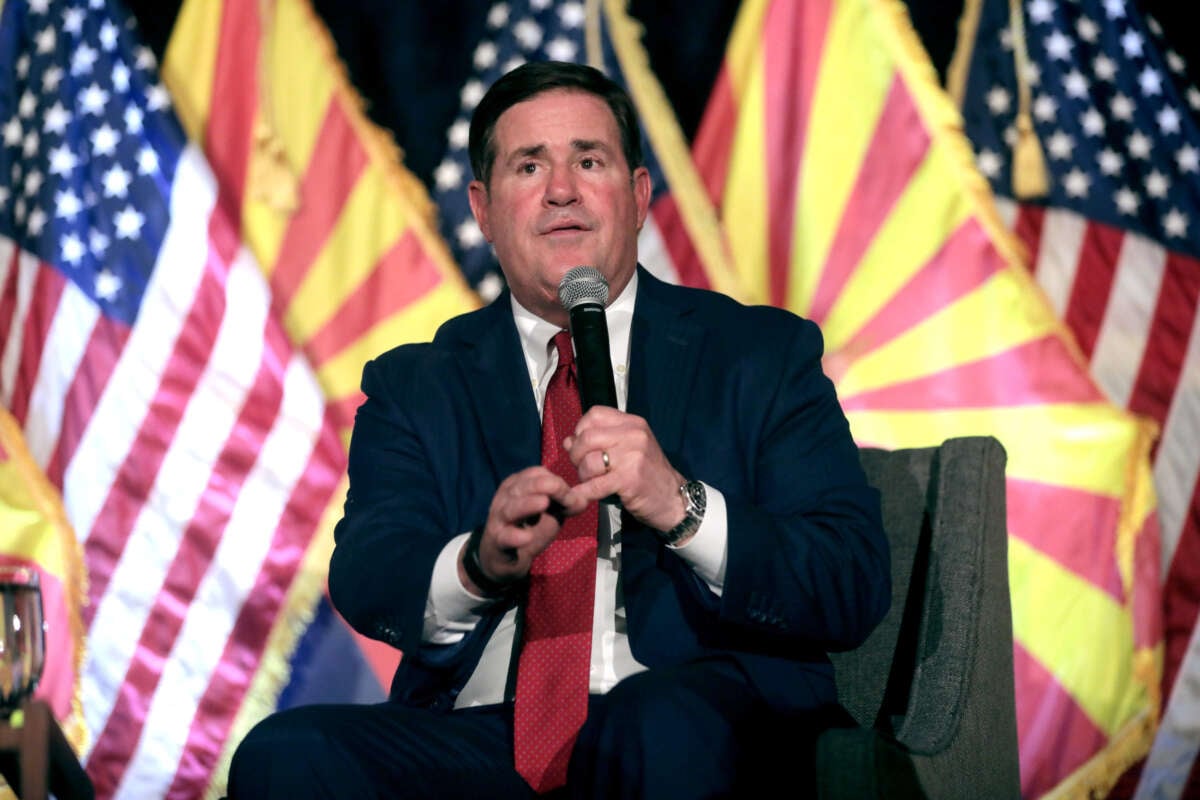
[0,0,344,797]
[956,0,1200,795]
[431,0,732,301]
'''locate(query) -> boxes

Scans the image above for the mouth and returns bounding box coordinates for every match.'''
[541,218,591,235]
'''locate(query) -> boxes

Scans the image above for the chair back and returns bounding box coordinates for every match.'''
[826,436,1019,796]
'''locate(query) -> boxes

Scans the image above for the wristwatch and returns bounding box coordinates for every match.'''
[660,480,706,545]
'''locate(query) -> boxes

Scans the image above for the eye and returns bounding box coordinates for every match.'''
[520,162,538,174]
[580,157,597,169]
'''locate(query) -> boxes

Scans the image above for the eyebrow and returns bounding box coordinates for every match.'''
[505,139,613,165]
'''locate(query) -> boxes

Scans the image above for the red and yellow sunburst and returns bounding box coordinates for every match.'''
[692,0,1162,796]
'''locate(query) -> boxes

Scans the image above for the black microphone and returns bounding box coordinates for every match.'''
[558,266,618,411]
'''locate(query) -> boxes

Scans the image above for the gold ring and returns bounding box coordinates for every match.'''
[602,450,611,472]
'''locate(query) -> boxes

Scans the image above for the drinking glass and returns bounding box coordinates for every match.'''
[0,565,45,717]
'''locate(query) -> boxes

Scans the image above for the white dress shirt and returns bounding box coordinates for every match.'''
[421,272,729,707]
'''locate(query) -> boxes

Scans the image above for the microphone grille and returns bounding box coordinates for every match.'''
[557,266,609,310]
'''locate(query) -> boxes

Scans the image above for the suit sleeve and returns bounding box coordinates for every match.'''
[328,352,489,657]
[715,316,891,652]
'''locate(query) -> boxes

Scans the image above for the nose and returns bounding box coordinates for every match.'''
[544,165,578,206]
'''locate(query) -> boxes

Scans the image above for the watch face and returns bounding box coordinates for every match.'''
[660,481,706,544]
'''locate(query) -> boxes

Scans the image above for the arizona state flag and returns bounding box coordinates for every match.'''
[693,0,1162,796]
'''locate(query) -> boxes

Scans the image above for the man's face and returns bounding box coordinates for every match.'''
[468,89,652,326]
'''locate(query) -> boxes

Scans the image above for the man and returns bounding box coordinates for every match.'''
[229,61,890,799]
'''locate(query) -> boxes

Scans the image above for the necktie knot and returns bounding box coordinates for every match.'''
[551,330,573,370]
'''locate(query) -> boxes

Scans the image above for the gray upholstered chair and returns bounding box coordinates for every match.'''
[816,435,1020,799]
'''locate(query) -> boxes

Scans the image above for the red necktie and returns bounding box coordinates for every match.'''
[513,330,598,793]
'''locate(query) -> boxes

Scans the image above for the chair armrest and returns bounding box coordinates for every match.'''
[892,436,1019,798]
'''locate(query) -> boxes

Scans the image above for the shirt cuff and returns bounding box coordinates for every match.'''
[422,531,487,643]
[667,482,727,595]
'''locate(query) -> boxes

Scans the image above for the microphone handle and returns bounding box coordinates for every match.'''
[567,302,621,509]
[567,303,618,411]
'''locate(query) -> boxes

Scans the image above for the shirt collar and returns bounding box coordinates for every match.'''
[511,271,638,404]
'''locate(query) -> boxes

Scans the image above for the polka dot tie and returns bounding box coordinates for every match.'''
[513,330,598,793]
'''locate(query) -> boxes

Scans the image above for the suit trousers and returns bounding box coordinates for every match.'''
[227,658,848,799]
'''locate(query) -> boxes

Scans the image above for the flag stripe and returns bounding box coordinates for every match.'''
[205,0,259,225]
[268,100,369,309]
[840,335,1105,412]
[1127,251,1200,433]
[0,247,37,411]
[764,0,831,307]
[1032,207,1088,318]
[1064,221,1122,359]
[80,258,225,625]
[1088,232,1167,409]
[1011,201,1045,262]
[0,239,21,357]
[835,276,1058,402]
[646,198,711,290]
[1137,607,1200,798]
[1008,475,1124,601]
[43,315,127,489]
[846,403,1145,497]
[21,276,92,471]
[1010,533,1143,735]
[1013,641,1109,798]
[1162,474,1200,694]
[836,222,1004,366]
[1155,298,1200,565]
[1156,298,1200,704]
[9,264,65,426]
[691,65,736,207]
[810,77,930,325]
[168,414,343,800]
[303,228,443,368]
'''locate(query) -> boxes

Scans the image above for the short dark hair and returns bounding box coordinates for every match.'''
[468,61,644,187]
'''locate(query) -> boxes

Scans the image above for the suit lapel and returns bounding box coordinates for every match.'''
[626,269,704,463]
[452,295,542,480]
[450,272,704,483]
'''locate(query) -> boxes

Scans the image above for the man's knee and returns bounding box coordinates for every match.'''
[233,707,325,766]
[227,707,347,799]
[585,672,686,744]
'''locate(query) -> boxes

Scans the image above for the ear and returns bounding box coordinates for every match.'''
[632,166,652,232]
[467,180,494,242]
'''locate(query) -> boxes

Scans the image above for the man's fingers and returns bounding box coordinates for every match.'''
[516,499,566,528]
[566,473,622,507]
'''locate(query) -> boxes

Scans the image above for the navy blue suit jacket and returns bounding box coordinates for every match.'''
[329,268,890,714]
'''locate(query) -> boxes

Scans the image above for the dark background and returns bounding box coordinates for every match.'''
[124,0,1198,200]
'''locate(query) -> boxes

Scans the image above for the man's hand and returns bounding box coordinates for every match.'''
[564,406,688,535]
[459,466,589,595]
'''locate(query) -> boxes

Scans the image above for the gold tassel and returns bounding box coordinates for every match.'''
[1008,0,1049,199]
[248,0,300,213]
[1012,110,1049,198]
[248,117,300,213]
